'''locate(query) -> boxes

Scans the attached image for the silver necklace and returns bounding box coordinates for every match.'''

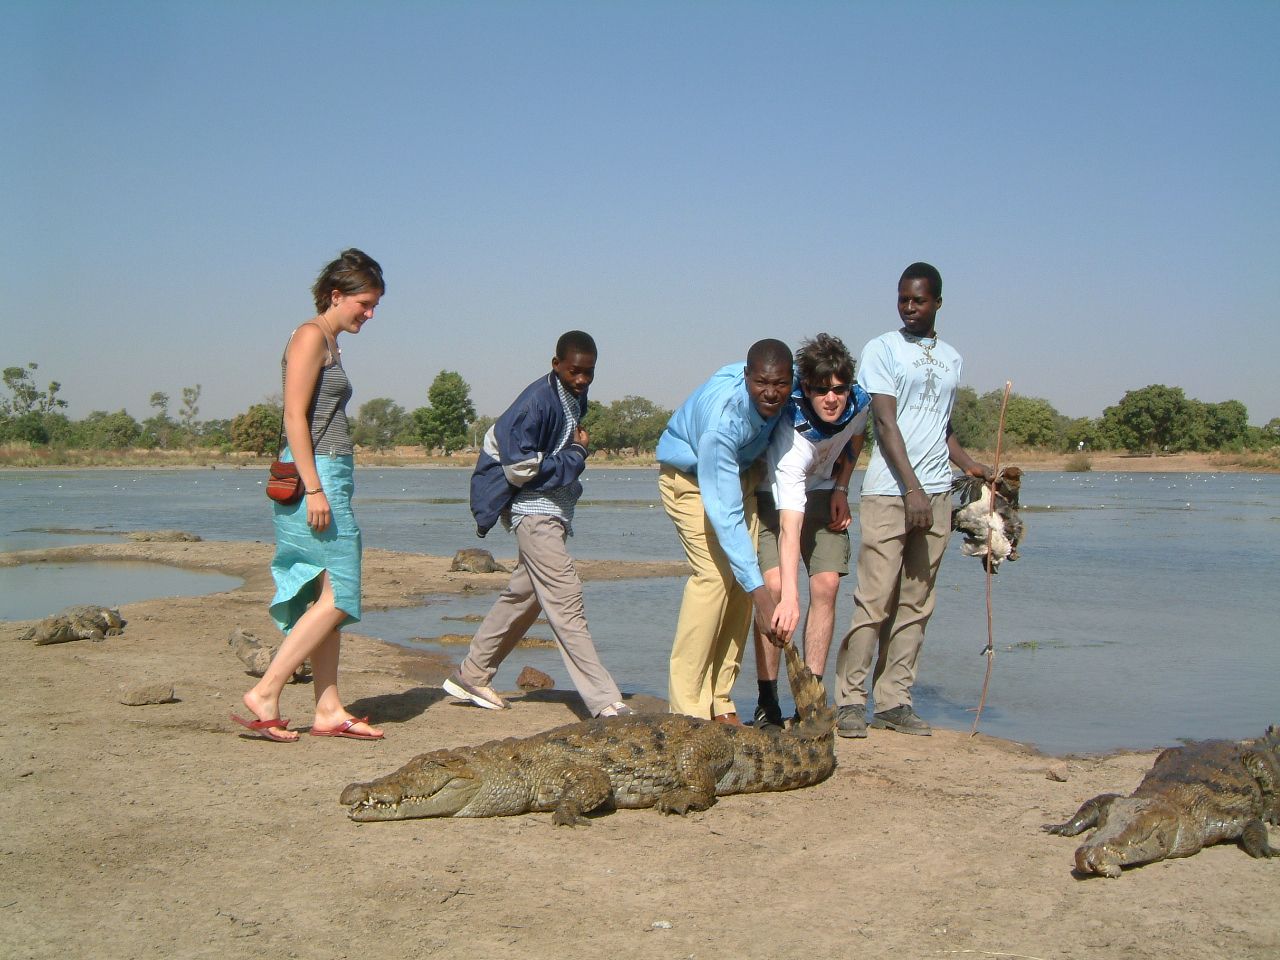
[905,331,938,361]
[316,313,341,357]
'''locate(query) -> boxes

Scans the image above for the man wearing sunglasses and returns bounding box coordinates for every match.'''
[750,333,871,731]
[834,262,991,738]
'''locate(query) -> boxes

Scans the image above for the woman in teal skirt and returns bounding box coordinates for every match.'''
[233,249,386,742]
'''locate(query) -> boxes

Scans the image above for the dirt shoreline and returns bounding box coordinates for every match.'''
[2,539,1276,959]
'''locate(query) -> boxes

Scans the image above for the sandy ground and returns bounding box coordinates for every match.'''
[1,539,1277,960]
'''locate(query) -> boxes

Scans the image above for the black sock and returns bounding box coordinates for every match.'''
[757,679,779,709]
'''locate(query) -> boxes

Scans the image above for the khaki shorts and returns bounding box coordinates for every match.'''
[756,488,850,577]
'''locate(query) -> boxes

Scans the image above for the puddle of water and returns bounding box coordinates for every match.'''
[0,561,243,621]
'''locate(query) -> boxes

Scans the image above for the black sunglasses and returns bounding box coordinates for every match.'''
[805,382,851,396]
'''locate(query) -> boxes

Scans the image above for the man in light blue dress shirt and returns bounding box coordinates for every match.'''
[656,339,793,722]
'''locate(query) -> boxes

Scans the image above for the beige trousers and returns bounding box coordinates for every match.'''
[835,492,953,713]
[459,514,622,716]
[659,464,760,719]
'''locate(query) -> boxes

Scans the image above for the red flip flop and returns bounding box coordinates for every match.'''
[231,713,296,742]
[310,716,384,740]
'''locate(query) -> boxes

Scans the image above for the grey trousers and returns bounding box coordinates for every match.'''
[835,492,953,713]
[458,513,622,716]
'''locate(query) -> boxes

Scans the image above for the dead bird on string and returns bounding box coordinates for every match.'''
[951,466,1024,572]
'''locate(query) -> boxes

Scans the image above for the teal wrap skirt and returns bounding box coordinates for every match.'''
[269,451,361,633]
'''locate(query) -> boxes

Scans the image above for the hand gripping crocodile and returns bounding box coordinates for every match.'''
[340,642,836,825]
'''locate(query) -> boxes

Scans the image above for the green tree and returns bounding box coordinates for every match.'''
[1063,416,1101,452]
[2,363,67,417]
[610,395,670,451]
[44,413,74,445]
[179,385,201,430]
[230,402,283,455]
[1203,400,1248,450]
[580,400,620,450]
[77,410,142,449]
[351,397,411,450]
[1,411,50,444]
[466,415,497,450]
[581,396,671,452]
[1,363,68,444]
[1177,400,1213,452]
[413,371,476,453]
[199,418,232,448]
[1101,384,1193,453]
[140,391,175,449]
[172,384,202,446]
[1001,394,1064,448]
[949,386,995,449]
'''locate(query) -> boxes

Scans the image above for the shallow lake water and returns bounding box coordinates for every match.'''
[2,466,1277,755]
[0,561,242,621]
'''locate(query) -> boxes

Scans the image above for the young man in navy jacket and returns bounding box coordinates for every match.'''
[445,331,631,718]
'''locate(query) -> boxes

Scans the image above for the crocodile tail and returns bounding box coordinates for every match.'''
[783,641,829,726]
[1255,725,1280,760]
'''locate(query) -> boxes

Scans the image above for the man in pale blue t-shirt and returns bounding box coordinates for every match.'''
[834,263,991,738]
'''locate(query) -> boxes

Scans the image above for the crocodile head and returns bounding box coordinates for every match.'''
[340,754,482,821]
[1073,797,1180,877]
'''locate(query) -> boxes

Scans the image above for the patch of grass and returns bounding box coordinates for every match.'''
[1063,453,1092,472]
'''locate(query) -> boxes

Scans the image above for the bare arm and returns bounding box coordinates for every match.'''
[946,424,992,480]
[752,585,779,648]
[828,439,861,531]
[869,393,932,530]
[282,324,332,531]
[769,508,804,644]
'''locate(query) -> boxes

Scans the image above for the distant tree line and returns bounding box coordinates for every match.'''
[5,361,1279,457]
[949,383,1279,454]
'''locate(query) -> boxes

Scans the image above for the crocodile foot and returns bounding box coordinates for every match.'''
[654,788,715,816]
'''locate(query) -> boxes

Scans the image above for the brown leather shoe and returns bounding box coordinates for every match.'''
[713,712,743,726]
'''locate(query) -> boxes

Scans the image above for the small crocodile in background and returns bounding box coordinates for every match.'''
[448,548,508,574]
[1044,726,1280,877]
[22,605,125,645]
[341,641,835,825]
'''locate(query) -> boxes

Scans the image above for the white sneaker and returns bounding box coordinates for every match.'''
[596,701,634,718]
[443,674,509,710]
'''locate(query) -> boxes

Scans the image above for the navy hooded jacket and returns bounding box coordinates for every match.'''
[469,372,588,538]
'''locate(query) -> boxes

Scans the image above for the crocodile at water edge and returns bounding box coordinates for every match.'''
[341,642,835,825]
[1043,726,1280,876]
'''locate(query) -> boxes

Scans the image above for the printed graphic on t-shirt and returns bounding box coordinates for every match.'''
[910,357,950,414]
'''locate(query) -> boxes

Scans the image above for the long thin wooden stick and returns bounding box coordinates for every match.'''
[971,380,1013,735]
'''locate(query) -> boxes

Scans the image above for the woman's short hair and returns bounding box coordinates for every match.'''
[312,248,385,312]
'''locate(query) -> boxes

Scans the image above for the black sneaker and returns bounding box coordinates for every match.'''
[752,702,784,733]
[835,704,868,738]
[869,705,931,736]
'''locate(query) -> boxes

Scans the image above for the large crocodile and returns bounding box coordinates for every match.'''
[341,642,835,824]
[1043,726,1280,877]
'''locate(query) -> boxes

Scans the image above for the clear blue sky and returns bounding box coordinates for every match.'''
[5,0,1278,425]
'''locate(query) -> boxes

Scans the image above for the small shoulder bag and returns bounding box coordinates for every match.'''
[266,325,338,505]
